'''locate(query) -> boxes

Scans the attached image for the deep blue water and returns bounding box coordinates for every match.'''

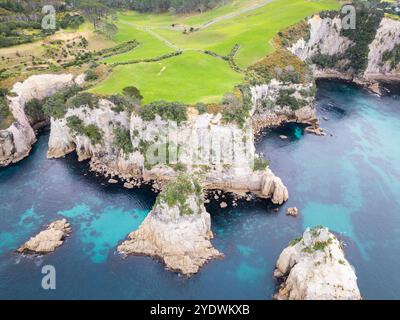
[0,80,399,299]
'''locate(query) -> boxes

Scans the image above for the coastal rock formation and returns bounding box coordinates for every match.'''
[47,98,289,204]
[251,80,320,135]
[290,15,400,84]
[0,74,80,167]
[17,219,72,254]
[274,226,361,300]
[118,175,223,276]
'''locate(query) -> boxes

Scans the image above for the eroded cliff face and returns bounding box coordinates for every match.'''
[251,79,320,135]
[0,74,78,167]
[118,175,223,276]
[290,15,400,82]
[47,98,289,204]
[274,227,361,300]
[290,16,351,61]
[365,18,400,78]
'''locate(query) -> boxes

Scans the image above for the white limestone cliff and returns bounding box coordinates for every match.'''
[47,99,289,204]
[290,15,400,82]
[251,79,320,135]
[117,175,223,276]
[17,219,72,254]
[274,226,361,300]
[0,74,80,166]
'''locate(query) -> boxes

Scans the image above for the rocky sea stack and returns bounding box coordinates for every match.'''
[118,174,223,276]
[274,226,361,300]
[17,219,72,254]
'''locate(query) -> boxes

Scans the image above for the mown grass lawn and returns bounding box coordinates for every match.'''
[91,51,244,104]
[154,0,340,67]
[92,0,340,103]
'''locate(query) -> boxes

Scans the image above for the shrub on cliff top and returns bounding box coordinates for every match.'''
[108,94,136,114]
[24,98,45,124]
[42,85,81,119]
[67,92,99,109]
[66,115,103,145]
[139,101,187,124]
[221,85,252,128]
[249,48,310,85]
[156,174,203,216]
[341,5,384,73]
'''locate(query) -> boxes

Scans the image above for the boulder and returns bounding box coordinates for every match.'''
[17,219,71,254]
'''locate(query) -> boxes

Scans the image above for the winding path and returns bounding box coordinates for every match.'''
[198,0,274,30]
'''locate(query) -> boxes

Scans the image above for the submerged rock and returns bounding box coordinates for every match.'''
[118,174,223,276]
[274,226,361,300]
[286,207,299,217]
[17,219,72,254]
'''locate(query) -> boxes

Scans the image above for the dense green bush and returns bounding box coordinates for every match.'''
[139,101,187,124]
[0,90,13,129]
[67,92,99,109]
[114,126,133,154]
[276,89,307,111]
[221,85,252,128]
[253,157,270,171]
[155,174,202,216]
[24,98,45,124]
[122,86,143,101]
[310,54,340,69]
[108,94,136,113]
[60,14,84,30]
[196,103,207,114]
[42,85,81,119]
[341,6,384,73]
[84,69,98,82]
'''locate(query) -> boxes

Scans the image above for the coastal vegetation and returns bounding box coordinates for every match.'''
[114,126,134,154]
[0,87,13,129]
[66,115,103,145]
[382,44,400,69]
[154,173,203,216]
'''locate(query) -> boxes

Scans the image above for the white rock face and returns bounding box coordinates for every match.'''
[290,15,400,81]
[17,219,72,254]
[118,176,223,276]
[274,227,361,300]
[251,79,319,135]
[0,74,78,166]
[290,16,351,60]
[365,18,400,77]
[47,99,289,204]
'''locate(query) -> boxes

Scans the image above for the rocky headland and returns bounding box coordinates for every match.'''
[117,175,223,276]
[0,74,82,167]
[290,13,400,93]
[17,219,72,254]
[274,226,361,300]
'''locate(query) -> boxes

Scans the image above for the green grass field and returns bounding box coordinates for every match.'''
[91,51,244,104]
[92,0,340,104]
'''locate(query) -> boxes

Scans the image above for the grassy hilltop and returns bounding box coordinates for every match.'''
[89,0,339,104]
[0,0,340,105]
